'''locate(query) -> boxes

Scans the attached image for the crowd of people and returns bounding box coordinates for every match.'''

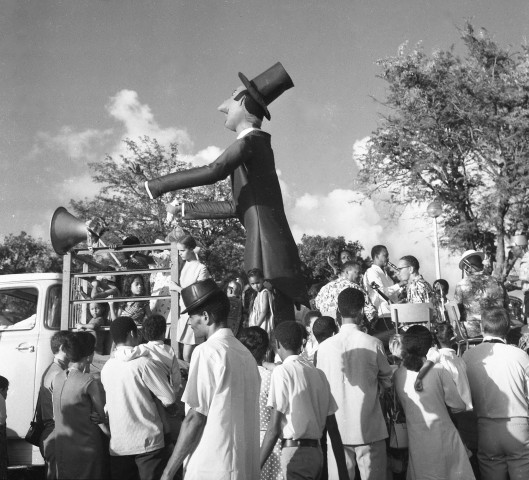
[2,235,529,480]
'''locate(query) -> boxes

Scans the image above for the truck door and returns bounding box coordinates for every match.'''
[0,286,39,437]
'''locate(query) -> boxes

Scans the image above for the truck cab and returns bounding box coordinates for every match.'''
[1,242,177,469]
[0,273,62,466]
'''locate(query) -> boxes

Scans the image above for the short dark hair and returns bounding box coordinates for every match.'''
[273,321,303,352]
[64,332,94,363]
[433,279,449,294]
[50,331,72,355]
[482,308,510,337]
[0,375,9,390]
[400,255,420,272]
[176,234,197,250]
[247,268,264,280]
[302,310,321,328]
[371,245,387,259]
[110,316,137,344]
[401,325,432,372]
[239,327,269,363]
[313,316,338,343]
[143,315,166,341]
[77,332,96,358]
[337,288,365,319]
[434,323,454,345]
[342,261,361,273]
[188,292,231,325]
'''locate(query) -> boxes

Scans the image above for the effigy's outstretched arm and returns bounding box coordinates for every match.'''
[182,201,237,220]
[146,143,246,199]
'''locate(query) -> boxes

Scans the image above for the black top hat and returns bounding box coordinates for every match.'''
[181,279,223,314]
[238,62,294,121]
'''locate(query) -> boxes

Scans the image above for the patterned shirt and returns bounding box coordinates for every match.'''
[315,278,377,322]
[406,274,442,323]
[454,272,508,337]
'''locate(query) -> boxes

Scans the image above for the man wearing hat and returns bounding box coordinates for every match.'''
[161,279,260,480]
[140,63,309,322]
[454,249,509,338]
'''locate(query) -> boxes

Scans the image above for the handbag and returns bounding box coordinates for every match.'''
[389,387,409,449]
[25,392,44,446]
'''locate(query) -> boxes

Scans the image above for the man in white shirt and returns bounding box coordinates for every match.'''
[463,307,529,480]
[363,245,403,317]
[317,288,393,480]
[161,279,260,480]
[101,317,176,480]
[260,321,348,480]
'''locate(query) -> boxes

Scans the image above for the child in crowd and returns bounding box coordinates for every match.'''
[311,316,339,366]
[114,315,181,445]
[149,240,172,319]
[0,376,8,480]
[248,268,274,336]
[414,324,473,410]
[300,310,322,364]
[113,275,151,325]
[226,278,244,336]
[76,302,111,355]
[260,321,348,480]
[239,327,283,480]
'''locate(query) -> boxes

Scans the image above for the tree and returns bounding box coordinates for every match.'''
[0,232,62,274]
[357,23,529,275]
[297,234,364,284]
[70,137,246,280]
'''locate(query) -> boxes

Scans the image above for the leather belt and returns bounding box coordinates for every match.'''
[281,438,319,448]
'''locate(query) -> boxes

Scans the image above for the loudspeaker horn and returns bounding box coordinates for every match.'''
[50,207,89,255]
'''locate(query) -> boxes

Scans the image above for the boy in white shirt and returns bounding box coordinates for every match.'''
[260,321,348,480]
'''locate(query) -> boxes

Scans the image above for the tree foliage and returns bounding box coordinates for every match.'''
[0,231,62,274]
[297,234,364,284]
[71,137,246,281]
[358,23,529,275]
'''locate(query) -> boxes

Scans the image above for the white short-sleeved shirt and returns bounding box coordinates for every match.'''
[267,354,337,440]
[426,347,473,411]
[182,328,260,480]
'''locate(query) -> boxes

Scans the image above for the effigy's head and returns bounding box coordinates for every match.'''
[218,62,294,131]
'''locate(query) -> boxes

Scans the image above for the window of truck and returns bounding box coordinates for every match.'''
[45,285,62,329]
[0,287,38,331]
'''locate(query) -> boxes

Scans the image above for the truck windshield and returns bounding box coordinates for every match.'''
[0,287,38,330]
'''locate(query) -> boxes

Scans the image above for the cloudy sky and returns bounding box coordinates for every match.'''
[2,0,529,287]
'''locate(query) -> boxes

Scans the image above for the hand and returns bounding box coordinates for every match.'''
[414,378,423,392]
[169,281,182,293]
[129,162,147,179]
[90,411,107,424]
[166,201,180,223]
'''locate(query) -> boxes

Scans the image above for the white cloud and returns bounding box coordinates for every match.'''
[32,126,113,161]
[106,89,193,157]
[59,173,99,199]
[179,146,224,167]
[287,188,384,247]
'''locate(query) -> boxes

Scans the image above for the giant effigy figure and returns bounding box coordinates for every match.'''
[143,62,309,321]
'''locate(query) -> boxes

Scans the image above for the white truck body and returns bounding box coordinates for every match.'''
[0,273,62,466]
[1,243,177,468]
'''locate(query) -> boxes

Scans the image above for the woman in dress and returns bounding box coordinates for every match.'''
[239,327,283,480]
[170,234,211,362]
[52,332,109,480]
[393,325,475,480]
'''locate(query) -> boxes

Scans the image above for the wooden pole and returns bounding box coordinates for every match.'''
[170,241,180,353]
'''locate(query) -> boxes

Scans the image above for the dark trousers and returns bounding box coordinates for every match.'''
[110,448,166,480]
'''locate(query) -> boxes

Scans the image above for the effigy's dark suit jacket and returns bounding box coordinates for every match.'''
[147,129,308,308]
